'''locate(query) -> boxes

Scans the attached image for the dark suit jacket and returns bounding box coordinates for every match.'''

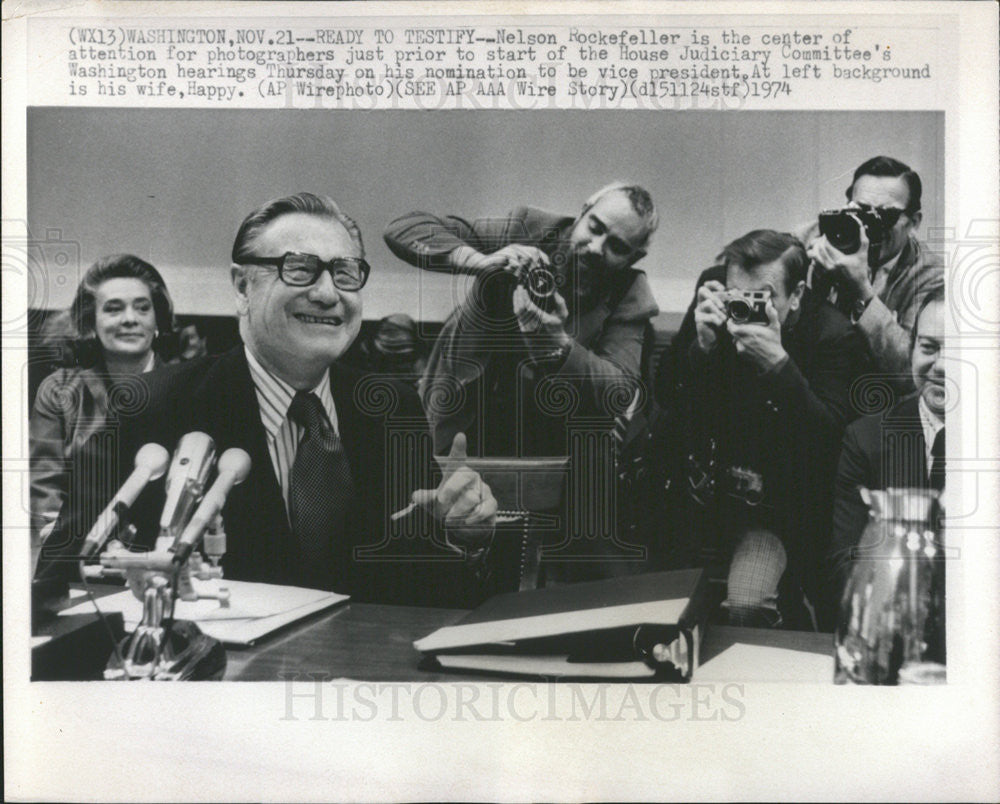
[43,346,496,607]
[829,393,932,591]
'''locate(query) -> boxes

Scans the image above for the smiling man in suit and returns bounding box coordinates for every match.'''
[829,284,947,595]
[40,193,498,605]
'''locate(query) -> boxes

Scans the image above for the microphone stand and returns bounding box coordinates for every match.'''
[99,517,229,681]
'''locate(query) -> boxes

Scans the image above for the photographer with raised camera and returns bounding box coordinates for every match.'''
[384,183,659,457]
[804,156,944,386]
[649,230,868,629]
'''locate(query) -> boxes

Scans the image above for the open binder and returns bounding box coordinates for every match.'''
[414,569,711,681]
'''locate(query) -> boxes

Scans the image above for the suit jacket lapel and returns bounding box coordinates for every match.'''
[328,361,369,473]
[327,362,396,557]
[189,347,292,582]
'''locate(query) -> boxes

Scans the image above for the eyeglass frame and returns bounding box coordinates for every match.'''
[237,251,371,290]
[852,202,907,228]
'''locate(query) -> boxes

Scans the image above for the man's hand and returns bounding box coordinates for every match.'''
[726,298,788,372]
[693,280,728,353]
[512,284,569,333]
[451,243,550,276]
[807,224,874,302]
[411,433,497,549]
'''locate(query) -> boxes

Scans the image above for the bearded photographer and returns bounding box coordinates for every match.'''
[649,230,868,629]
[804,156,944,386]
[384,183,659,457]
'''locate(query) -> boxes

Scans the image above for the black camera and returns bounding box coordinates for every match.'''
[724,289,769,324]
[520,264,558,313]
[818,205,901,255]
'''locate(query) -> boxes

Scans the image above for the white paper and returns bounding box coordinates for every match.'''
[60,580,348,644]
[697,642,835,683]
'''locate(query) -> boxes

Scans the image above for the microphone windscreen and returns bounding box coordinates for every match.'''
[134,443,170,481]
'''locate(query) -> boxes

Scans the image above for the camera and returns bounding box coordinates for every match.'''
[519,264,558,313]
[724,289,769,324]
[818,205,900,255]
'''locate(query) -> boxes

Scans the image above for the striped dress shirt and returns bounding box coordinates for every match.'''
[244,346,339,516]
[918,394,944,480]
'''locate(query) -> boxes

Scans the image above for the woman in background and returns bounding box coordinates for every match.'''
[30,254,174,572]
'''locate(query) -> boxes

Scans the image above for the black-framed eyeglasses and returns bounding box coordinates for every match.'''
[239,251,371,290]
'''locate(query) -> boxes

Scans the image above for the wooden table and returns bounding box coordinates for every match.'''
[223,601,834,682]
[33,590,835,682]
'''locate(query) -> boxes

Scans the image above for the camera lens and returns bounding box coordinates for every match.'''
[819,209,863,254]
[526,267,556,299]
[727,299,751,323]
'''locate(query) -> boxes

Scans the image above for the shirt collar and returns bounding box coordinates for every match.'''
[873,242,905,280]
[244,345,337,439]
[918,393,944,445]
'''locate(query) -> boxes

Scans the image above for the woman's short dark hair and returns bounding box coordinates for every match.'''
[718,230,809,293]
[68,254,175,367]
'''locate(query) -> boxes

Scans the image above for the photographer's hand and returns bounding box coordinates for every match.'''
[694,280,728,353]
[807,228,875,302]
[513,285,571,356]
[727,298,788,372]
[450,243,550,277]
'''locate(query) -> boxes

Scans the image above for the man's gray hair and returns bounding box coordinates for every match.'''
[231,192,365,263]
[581,182,659,248]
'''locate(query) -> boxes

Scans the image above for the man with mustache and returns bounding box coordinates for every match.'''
[384,183,660,457]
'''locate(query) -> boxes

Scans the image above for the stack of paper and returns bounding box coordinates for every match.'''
[60,580,348,645]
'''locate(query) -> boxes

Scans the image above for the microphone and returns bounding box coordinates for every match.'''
[158,432,216,542]
[80,443,170,558]
[172,448,252,566]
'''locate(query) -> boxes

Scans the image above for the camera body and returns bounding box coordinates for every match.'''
[818,206,895,255]
[724,289,769,325]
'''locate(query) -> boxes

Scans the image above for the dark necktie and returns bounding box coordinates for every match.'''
[287,391,356,588]
[929,427,946,492]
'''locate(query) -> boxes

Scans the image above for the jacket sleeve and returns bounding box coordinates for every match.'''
[383,206,545,271]
[757,319,866,444]
[855,263,944,380]
[655,267,723,409]
[353,377,501,607]
[29,372,70,546]
[829,422,874,595]
[556,272,659,410]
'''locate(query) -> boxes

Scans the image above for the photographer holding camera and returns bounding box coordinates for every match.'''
[804,156,944,386]
[648,230,868,629]
[384,183,659,457]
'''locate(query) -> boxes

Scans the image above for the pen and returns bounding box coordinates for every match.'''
[390,502,418,521]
